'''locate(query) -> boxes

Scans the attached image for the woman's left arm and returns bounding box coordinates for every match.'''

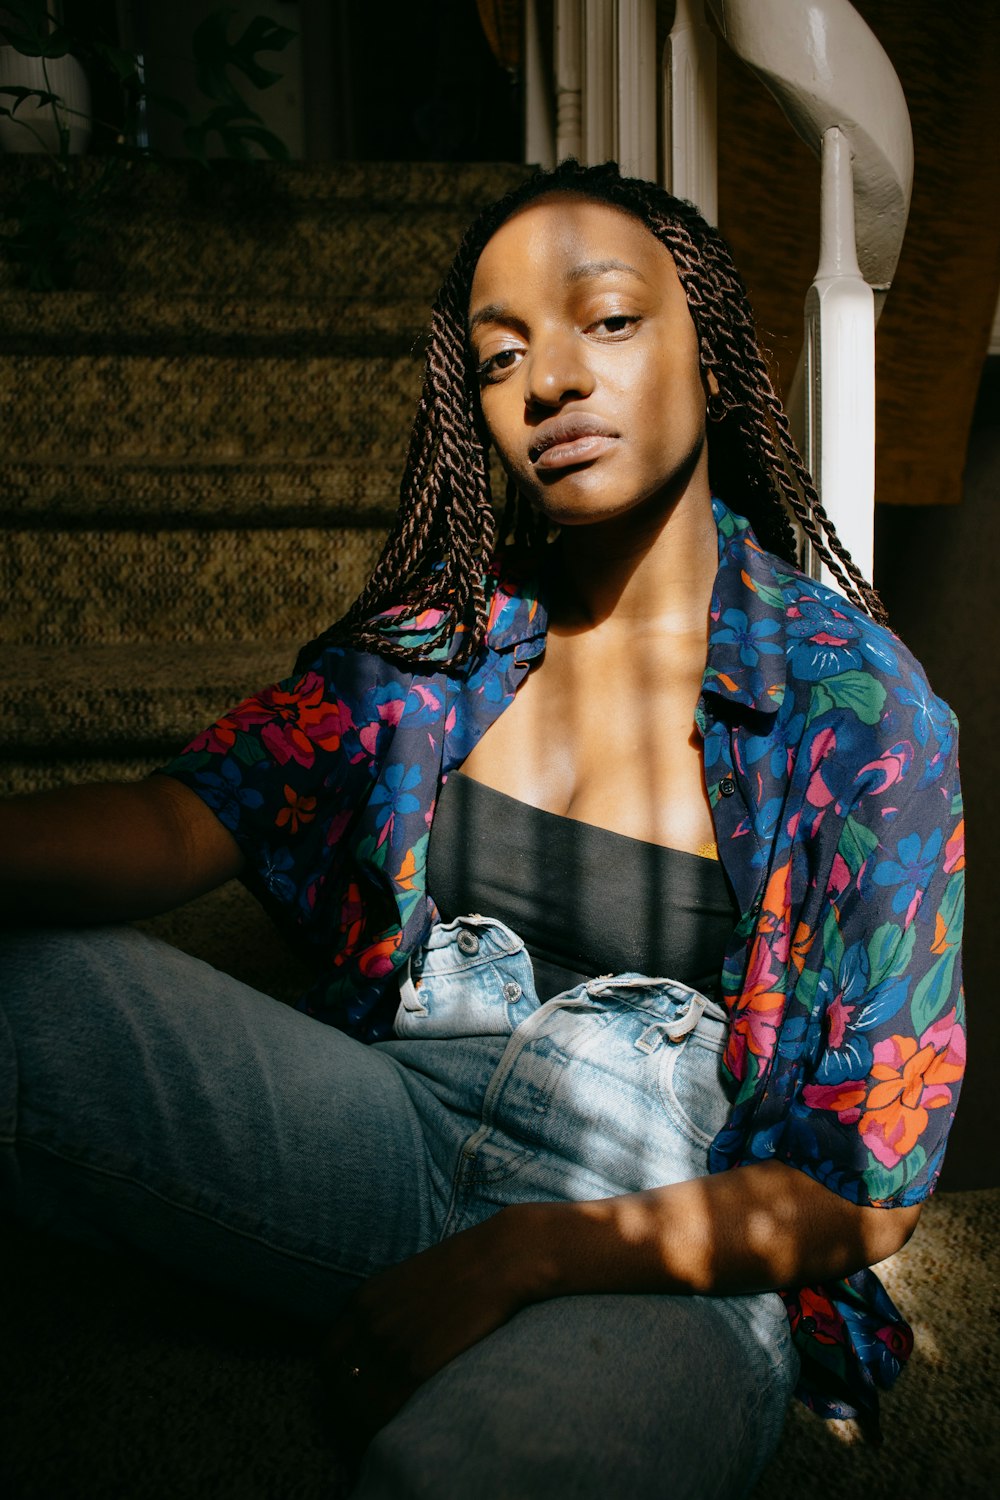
[518,1159,921,1299]
[324,1164,917,1438]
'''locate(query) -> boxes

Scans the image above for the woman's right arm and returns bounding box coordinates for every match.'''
[0,776,244,926]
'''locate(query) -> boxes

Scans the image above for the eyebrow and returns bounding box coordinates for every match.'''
[469,259,648,336]
[566,257,648,284]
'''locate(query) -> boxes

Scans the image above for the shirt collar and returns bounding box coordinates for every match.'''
[367,552,548,666]
[486,499,791,703]
[701,498,788,718]
[484,551,548,659]
[369,499,788,702]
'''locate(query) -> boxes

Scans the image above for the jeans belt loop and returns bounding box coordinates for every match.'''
[397,952,429,1016]
[635,992,708,1054]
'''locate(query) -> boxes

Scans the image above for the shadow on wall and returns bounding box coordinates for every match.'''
[874,358,1000,1192]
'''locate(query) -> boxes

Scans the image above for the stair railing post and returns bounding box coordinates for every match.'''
[616,0,657,180]
[555,0,584,163]
[583,0,617,164]
[661,0,717,222]
[804,124,876,586]
[524,0,556,168]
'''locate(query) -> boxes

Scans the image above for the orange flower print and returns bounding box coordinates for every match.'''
[944,818,965,874]
[859,1010,965,1169]
[236,672,348,769]
[187,713,241,755]
[725,933,785,1081]
[275,784,317,835]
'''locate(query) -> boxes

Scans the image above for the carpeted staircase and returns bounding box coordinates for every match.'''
[1,156,997,1500]
[0,155,527,993]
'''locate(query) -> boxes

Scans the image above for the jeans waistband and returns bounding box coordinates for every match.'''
[399,914,727,1041]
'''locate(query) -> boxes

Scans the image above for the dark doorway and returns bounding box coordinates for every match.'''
[313,0,522,162]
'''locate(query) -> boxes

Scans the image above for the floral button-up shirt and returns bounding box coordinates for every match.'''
[162,500,965,1428]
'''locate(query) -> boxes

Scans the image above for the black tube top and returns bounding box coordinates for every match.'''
[427,771,738,1000]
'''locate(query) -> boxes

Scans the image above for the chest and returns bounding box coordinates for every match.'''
[462,627,716,853]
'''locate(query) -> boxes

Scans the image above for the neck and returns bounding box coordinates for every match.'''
[546,477,718,640]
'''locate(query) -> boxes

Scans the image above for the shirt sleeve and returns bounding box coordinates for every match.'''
[770,714,966,1209]
[156,649,390,927]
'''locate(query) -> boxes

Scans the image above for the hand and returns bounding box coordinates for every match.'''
[322,1204,547,1448]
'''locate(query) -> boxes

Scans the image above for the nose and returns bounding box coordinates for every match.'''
[523,330,594,409]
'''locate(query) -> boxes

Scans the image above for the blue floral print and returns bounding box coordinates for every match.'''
[161,499,965,1430]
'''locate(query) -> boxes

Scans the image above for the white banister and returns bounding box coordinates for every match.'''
[805,126,876,583]
[524,0,556,169]
[522,0,912,594]
[704,1,912,309]
[705,0,912,588]
[583,0,617,164]
[662,0,718,224]
[555,0,584,163]
[615,0,657,180]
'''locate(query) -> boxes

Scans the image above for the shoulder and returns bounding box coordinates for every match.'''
[776,562,956,772]
[712,506,958,808]
[738,524,956,764]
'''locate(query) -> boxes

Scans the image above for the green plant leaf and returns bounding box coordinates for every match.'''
[184,102,290,163]
[221,120,290,160]
[192,8,296,109]
[0,85,61,113]
[0,0,72,60]
[146,89,189,120]
[91,41,143,86]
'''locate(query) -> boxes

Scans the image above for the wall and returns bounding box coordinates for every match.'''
[875,360,1000,1190]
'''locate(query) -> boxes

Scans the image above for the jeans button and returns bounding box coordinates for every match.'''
[502,980,522,1003]
[457,930,480,955]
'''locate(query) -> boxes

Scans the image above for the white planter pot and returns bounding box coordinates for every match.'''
[0,47,91,154]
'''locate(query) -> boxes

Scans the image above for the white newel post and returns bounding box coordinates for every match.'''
[524,0,556,168]
[804,126,876,588]
[661,0,718,221]
[555,0,584,163]
[583,0,617,163]
[616,0,657,180]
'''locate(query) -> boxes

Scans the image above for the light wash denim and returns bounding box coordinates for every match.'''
[0,917,799,1499]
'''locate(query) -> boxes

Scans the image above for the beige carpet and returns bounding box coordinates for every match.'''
[2,1183,995,1498]
[754,1186,1000,1499]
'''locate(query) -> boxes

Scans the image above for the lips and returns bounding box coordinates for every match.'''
[528,414,619,469]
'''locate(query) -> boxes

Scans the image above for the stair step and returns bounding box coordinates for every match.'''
[0,160,531,297]
[0,353,422,461]
[2,524,385,645]
[0,643,298,755]
[0,157,532,211]
[0,459,401,527]
[0,294,433,356]
[1,752,166,794]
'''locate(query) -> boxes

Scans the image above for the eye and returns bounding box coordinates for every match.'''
[475,346,523,384]
[588,313,640,338]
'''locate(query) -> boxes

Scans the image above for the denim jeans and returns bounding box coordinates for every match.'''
[0,917,799,1499]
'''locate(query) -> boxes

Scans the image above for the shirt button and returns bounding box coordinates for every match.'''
[457,930,480,956]
[719,776,736,797]
[502,981,522,1003]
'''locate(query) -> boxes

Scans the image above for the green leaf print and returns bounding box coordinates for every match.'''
[839,815,881,878]
[910,948,959,1038]
[811,671,887,725]
[937,869,965,947]
[867,921,916,987]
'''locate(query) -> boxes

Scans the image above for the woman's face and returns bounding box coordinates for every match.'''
[468,192,713,530]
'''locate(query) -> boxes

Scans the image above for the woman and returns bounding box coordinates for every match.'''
[0,160,965,1499]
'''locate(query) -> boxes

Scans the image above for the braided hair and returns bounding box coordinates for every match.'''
[304,159,885,670]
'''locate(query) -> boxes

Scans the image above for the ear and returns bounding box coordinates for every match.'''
[705,368,720,399]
